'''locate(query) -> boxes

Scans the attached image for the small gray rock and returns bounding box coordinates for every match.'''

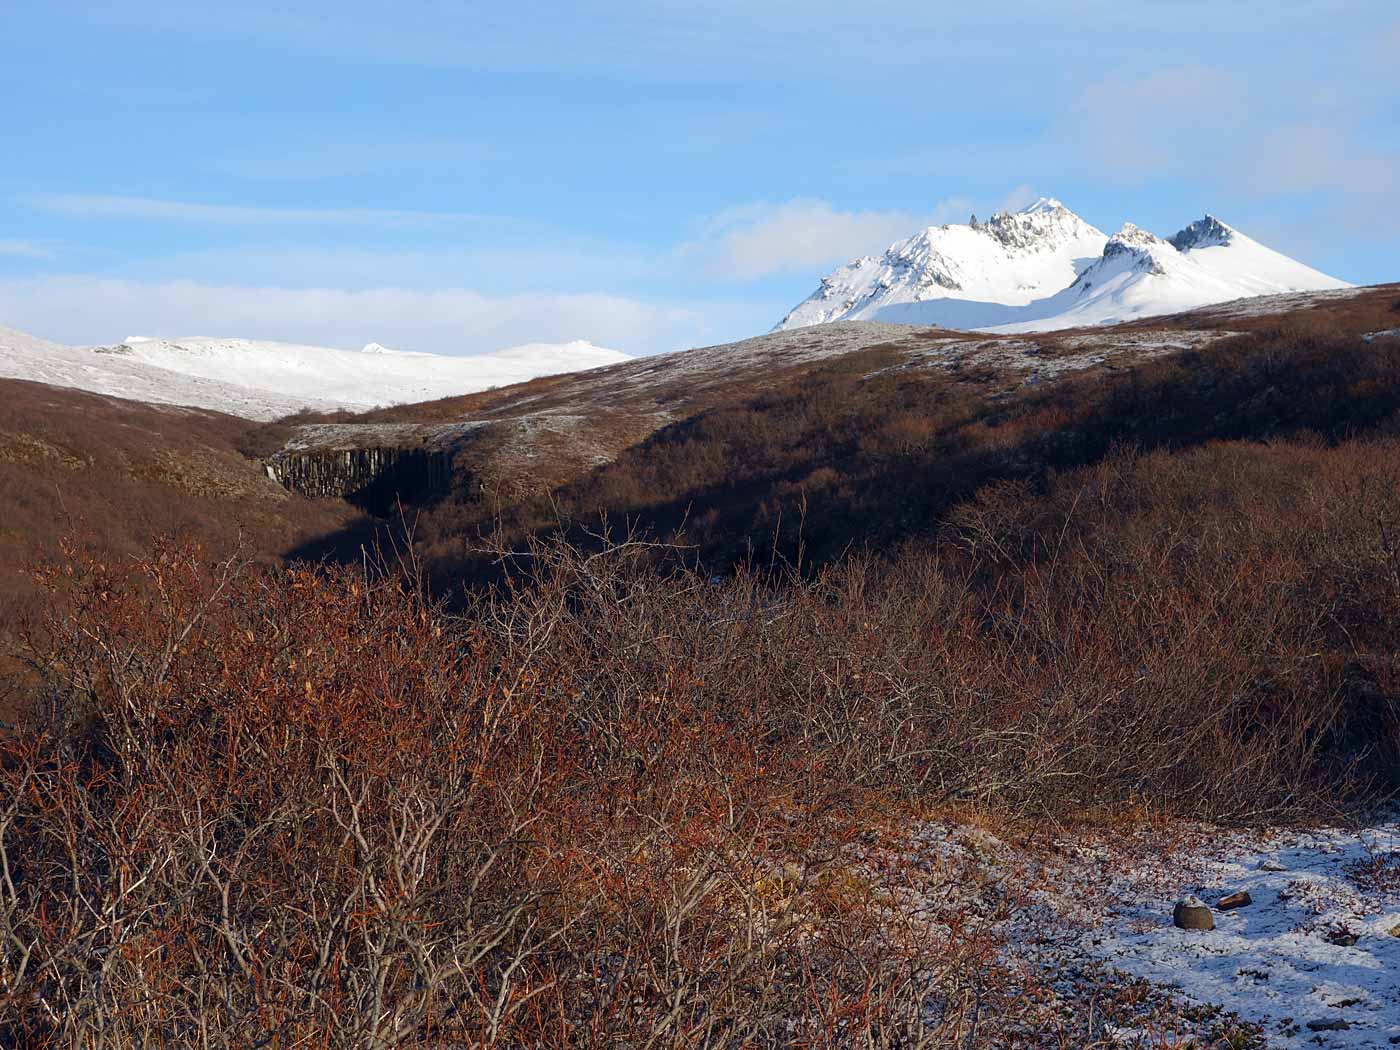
[1306,1017,1351,1031]
[1259,859,1287,871]
[1173,896,1214,931]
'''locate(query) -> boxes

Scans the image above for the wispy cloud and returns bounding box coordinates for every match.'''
[147,246,660,296]
[992,185,1039,214]
[97,1,1322,84]
[202,136,496,183]
[1378,22,1400,70]
[1059,67,1253,179]
[25,194,508,230]
[678,200,927,280]
[1057,64,1400,235]
[678,191,1041,280]
[0,239,53,259]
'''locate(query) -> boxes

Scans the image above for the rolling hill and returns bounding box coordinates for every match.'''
[0,328,630,420]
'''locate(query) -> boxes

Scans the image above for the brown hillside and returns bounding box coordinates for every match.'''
[0,380,364,718]
[265,285,1400,578]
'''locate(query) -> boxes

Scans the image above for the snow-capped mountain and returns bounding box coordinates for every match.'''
[776,199,1350,333]
[778,198,1108,331]
[0,330,630,420]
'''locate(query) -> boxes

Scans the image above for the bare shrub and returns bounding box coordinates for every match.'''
[1,539,1013,1048]
[8,413,1400,1044]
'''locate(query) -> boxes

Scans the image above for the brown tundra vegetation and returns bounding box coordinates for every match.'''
[5,431,1400,1046]
[407,295,1400,580]
[4,293,1400,1045]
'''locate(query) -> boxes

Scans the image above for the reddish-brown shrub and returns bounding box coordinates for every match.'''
[1,539,1011,1048]
[7,424,1400,1043]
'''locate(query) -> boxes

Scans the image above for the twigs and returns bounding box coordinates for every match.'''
[6,432,1400,1049]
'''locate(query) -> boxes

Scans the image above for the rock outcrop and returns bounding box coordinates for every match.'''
[264,422,484,514]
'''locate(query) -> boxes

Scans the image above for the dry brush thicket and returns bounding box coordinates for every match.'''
[410,305,1400,577]
[0,540,1022,1048]
[5,430,1400,1046]
[5,297,1400,1045]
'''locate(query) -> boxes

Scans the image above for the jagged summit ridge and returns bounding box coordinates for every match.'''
[1096,223,1175,277]
[974,197,1097,251]
[777,198,1108,330]
[1170,215,1234,252]
[1105,222,1166,251]
[778,200,1350,334]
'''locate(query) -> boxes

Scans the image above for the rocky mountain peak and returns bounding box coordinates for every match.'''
[1100,223,1173,275]
[978,198,1094,252]
[1169,215,1235,252]
[776,196,1350,334]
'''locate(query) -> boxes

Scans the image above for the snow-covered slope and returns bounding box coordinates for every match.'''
[777,202,1351,334]
[986,217,1352,333]
[1168,215,1349,298]
[0,330,630,420]
[0,324,66,356]
[778,198,1107,330]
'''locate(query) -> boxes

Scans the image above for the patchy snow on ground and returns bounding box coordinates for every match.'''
[1076,819,1400,1047]
[902,327,1234,383]
[1176,286,1365,323]
[875,814,1400,1047]
[276,421,490,453]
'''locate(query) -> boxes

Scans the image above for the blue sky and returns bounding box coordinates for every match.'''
[3,1,1397,355]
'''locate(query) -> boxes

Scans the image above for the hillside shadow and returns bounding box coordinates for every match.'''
[282,513,402,566]
[481,321,1400,574]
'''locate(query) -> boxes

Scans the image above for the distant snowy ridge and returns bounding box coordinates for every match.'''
[777,199,1350,334]
[0,330,630,420]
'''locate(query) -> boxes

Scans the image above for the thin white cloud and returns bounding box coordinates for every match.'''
[0,276,771,357]
[202,136,495,183]
[136,240,664,294]
[26,194,506,230]
[995,185,1039,214]
[680,199,926,279]
[1062,67,1252,178]
[1057,64,1400,235]
[678,192,1047,280]
[1377,22,1400,71]
[0,240,52,259]
[101,1,1319,84]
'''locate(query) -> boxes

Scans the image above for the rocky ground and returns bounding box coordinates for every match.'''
[851,811,1400,1047]
[1057,820,1400,1046]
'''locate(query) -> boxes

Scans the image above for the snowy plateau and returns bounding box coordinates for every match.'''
[777,198,1351,333]
[0,328,630,421]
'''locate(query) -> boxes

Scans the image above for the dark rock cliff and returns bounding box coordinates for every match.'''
[265,446,455,515]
